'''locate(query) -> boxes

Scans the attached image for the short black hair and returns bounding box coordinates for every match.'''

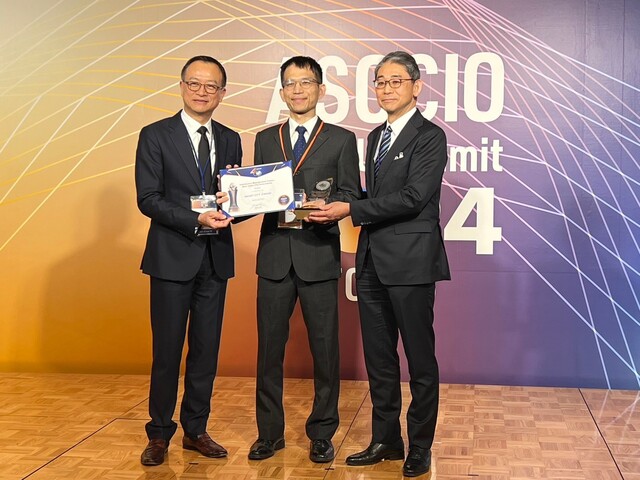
[279,56,323,86]
[181,55,227,88]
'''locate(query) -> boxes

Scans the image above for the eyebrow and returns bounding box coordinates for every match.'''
[186,78,220,85]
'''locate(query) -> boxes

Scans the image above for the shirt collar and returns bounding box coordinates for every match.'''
[386,108,416,137]
[181,110,212,136]
[289,116,318,139]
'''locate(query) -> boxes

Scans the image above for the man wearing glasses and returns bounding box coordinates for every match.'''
[309,51,450,477]
[248,56,361,463]
[135,55,242,466]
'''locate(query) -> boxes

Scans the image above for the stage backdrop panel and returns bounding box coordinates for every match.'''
[0,0,638,389]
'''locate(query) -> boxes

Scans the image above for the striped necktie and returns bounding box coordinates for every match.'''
[374,125,392,178]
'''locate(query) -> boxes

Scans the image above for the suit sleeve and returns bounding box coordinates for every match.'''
[135,125,200,237]
[253,130,265,166]
[234,132,243,168]
[218,128,243,171]
[350,126,447,226]
[329,130,362,204]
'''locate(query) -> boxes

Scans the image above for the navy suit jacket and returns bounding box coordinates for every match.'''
[351,109,450,285]
[135,111,242,281]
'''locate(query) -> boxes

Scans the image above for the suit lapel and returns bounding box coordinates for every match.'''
[303,118,328,162]
[169,112,202,192]
[281,121,294,162]
[366,124,384,192]
[280,118,326,168]
[373,110,422,194]
[211,120,226,193]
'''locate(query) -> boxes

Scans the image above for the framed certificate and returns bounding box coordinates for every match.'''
[219,162,294,217]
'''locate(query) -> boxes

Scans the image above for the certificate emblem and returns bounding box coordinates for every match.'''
[228,183,239,213]
[278,195,290,205]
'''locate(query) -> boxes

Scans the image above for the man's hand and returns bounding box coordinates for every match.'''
[216,191,229,205]
[198,210,233,229]
[302,198,325,209]
[216,164,241,191]
[307,201,350,224]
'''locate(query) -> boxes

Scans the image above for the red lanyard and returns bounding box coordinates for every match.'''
[278,120,325,174]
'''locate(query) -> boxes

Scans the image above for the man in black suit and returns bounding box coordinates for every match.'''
[247,56,361,463]
[135,55,242,466]
[309,51,450,477]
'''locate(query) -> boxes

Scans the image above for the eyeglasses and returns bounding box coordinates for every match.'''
[183,81,224,94]
[373,78,414,90]
[282,79,320,90]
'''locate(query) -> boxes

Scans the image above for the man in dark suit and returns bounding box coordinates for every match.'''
[135,55,242,466]
[309,51,450,477]
[247,56,361,463]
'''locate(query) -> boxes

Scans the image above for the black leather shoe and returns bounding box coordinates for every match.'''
[402,447,431,477]
[345,440,405,466]
[248,437,285,460]
[140,439,168,466]
[309,439,334,463]
[182,433,227,458]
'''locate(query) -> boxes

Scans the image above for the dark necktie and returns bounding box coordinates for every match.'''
[293,125,307,166]
[197,125,212,192]
[374,125,393,178]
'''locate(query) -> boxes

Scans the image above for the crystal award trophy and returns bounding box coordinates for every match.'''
[293,178,333,220]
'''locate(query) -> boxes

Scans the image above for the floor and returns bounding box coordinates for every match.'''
[0,374,638,479]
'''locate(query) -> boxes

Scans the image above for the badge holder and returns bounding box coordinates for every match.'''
[277,188,304,229]
[191,194,220,236]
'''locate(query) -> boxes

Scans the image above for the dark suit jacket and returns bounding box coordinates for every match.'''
[351,109,450,285]
[135,111,242,282]
[254,119,361,282]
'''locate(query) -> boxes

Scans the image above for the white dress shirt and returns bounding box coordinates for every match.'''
[288,116,319,145]
[181,110,216,172]
[375,107,416,156]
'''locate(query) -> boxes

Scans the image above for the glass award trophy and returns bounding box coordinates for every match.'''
[293,178,333,220]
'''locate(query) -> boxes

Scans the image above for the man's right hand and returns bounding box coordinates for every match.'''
[198,210,233,229]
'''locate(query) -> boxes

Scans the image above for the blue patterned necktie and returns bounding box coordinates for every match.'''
[293,125,307,166]
[374,125,392,178]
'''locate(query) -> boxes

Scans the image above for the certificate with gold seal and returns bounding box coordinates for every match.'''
[219,161,294,217]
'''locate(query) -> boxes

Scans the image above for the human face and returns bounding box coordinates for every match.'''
[279,65,325,123]
[375,61,422,123]
[180,60,226,124]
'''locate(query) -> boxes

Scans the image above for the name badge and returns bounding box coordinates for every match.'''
[191,195,219,236]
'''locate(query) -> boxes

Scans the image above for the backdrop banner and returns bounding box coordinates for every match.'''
[1,1,638,389]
